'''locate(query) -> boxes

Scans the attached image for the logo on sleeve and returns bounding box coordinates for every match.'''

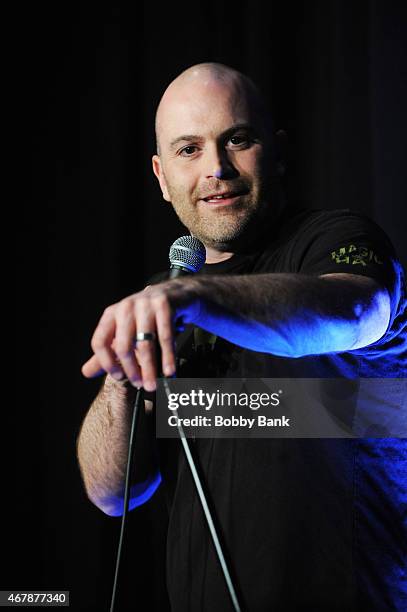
[331,244,383,266]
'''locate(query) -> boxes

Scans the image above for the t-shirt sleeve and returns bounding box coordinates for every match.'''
[297,209,405,345]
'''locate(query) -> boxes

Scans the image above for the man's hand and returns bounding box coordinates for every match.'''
[81,279,201,391]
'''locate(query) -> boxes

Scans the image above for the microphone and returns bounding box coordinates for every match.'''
[164,237,242,611]
[110,234,242,612]
[166,235,206,346]
[169,235,206,278]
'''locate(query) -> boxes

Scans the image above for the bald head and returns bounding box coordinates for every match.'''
[155,63,272,155]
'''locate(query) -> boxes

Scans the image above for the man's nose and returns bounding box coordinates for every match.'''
[205,147,239,180]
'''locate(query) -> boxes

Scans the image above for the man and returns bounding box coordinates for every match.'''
[77,63,406,610]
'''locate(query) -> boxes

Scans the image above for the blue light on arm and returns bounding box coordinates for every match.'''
[183,273,392,357]
[128,471,162,510]
[104,471,162,517]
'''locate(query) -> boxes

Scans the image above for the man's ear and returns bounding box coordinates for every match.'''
[152,155,171,202]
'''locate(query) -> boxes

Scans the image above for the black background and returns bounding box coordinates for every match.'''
[11,2,407,611]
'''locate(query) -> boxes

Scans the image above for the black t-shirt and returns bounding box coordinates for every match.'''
[148,208,406,611]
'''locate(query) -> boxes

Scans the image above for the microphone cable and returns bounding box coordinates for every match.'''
[109,236,242,612]
[162,377,242,612]
[109,379,242,612]
[109,386,144,612]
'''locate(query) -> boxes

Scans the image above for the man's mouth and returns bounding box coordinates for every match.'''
[200,190,249,205]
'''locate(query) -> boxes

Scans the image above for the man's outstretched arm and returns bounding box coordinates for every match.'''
[189,272,390,356]
[81,272,390,391]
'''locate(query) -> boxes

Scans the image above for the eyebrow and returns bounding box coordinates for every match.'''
[169,123,255,150]
[169,134,202,150]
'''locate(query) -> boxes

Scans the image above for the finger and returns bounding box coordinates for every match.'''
[113,300,142,387]
[134,297,158,392]
[155,297,176,377]
[90,307,121,377]
[81,354,106,378]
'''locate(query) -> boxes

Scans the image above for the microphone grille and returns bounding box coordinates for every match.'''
[169,235,206,273]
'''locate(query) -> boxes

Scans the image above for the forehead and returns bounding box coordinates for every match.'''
[157,80,256,147]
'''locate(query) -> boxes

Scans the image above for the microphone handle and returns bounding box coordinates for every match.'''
[169,264,196,279]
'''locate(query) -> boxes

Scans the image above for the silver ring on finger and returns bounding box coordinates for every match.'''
[136,331,156,342]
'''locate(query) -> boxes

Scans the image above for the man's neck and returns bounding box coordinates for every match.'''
[204,246,234,264]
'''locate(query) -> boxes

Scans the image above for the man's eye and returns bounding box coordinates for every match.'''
[229,135,250,147]
[180,145,198,156]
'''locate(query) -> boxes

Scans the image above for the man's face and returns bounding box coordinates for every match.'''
[152,79,275,250]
